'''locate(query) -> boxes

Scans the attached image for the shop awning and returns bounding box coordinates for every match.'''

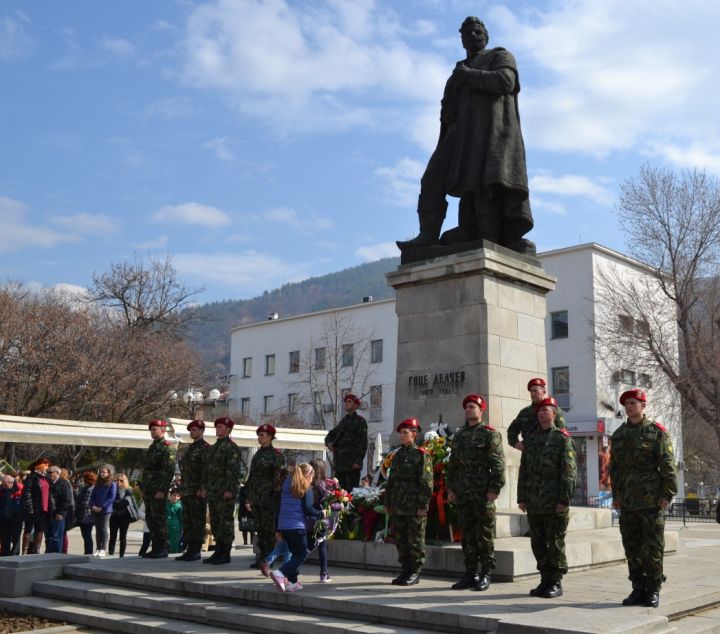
[0,414,328,451]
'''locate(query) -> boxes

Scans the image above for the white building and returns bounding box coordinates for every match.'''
[229,244,684,502]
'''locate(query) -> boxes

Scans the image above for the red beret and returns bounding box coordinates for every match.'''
[214,416,235,429]
[620,389,646,405]
[187,419,205,431]
[534,396,559,412]
[148,419,167,430]
[396,418,420,433]
[462,394,486,411]
[343,393,360,406]
[256,423,276,436]
[527,378,546,390]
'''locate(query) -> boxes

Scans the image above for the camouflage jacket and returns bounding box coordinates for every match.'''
[517,425,577,513]
[447,422,505,503]
[245,444,284,508]
[141,438,177,495]
[205,436,242,500]
[507,404,566,447]
[385,444,433,516]
[609,416,677,511]
[325,412,368,471]
[178,438,209,496]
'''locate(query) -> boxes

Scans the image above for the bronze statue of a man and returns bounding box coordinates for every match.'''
[397,17,535,255]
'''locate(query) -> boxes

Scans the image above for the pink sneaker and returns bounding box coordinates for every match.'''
[286,581,303,592]
[270,569,287,592]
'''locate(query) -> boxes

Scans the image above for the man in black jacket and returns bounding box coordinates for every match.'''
[47,465,74,553]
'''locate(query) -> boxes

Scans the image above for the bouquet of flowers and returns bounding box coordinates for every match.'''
[422,431,457,541]
[350,484,385,541]
[313,484,353,543]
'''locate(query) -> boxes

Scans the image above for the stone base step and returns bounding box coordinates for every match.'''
[669,604,720,633]
[310,527,679,581]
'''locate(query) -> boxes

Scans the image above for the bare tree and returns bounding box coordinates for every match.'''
[594,164,720,463]
[88,255,205,337]
[286,311,377,430]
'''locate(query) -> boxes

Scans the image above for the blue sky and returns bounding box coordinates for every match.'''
[2,0,720,302]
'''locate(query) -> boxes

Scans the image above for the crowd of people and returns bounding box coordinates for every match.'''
[0,377,690,609]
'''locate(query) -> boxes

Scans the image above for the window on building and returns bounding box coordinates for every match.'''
[619,314,634,333]
[263,395,273,415]
[370,339,384,363]
[240,397,250,414]
[289,350,300,373]
[288,393,298,414]
[618,368,636,384]
[314,347,326,370]
[369,385,382,422]
[551,310,569,339]
[552,366,571,410]
[638,373,653,388]
[242,357,252,378]
[265,354,275,376]
[342,344,354,367]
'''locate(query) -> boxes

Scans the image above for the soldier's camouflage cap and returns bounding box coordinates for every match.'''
[619,389,646,405]
[462,393,486,411]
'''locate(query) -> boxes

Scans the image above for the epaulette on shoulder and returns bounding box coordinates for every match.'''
[418,446,429,454]
[556,428,571,438]
[653,421,668,433]
[163,440,173,446]
[275,448,282,454]
[483,424,496,432]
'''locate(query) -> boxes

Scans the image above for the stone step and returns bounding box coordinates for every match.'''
[309,527,679,581]
[0,595,251,634]
[669,604,720,633]
[35,573,459,634]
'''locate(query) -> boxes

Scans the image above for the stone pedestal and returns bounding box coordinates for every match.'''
[386,242,556,510]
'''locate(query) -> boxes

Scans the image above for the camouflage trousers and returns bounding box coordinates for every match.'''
[142,494,167,550]
[254,504,276,560]
[390,514,427,573]
[527,511,569,582]
[458,499,496,572]
[619,508,666,592]
[208,497,235,544]
[335,469,361,492]
[181,494,207,544]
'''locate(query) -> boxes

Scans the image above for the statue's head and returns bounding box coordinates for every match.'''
[459,16,488,53]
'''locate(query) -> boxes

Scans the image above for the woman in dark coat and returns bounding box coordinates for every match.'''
[21,458,52,554]
[109,474,136,557]
[75,472,97,555]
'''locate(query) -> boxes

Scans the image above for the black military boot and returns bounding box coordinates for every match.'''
[471,570,491,592]
[203,545,220,564]
[398,571,420,586]
[208,542,231,565]
[175,544,192,561]
[140,538,154,558]
[451,572,479,590]
[622,587,646,606]
[540,580,563,599]
[391,568,410,585]
[644,590,660,608]
[148,540,169,559]
[396,205,446,250]
[184,541,202,562]
[529,577,549,597]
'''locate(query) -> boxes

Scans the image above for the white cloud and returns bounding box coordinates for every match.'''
[375,158,424,207]
[529,173,614,205]
[145,97,193,119]
[179,0,449,143]
[260,206,334,233]
[132,235,169,250]
[651,143,720,177]
[152,202,232,227]
[204,136,235,161]
[531,196,567,216]
[489,2,720,161]
[99,36,135,59]
[0,197,114,253]
[0,13,34,61]
[173,251,311,296]
[356,241,400,261]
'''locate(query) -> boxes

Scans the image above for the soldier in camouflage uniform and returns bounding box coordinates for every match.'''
[140,419,177,559]
[324,393,368,491]
[609,389,677,609]
[244,423,284,566]
[384,418,434,586]
[447,394,505,592]
[508,378,566,450]
[203,416,242,565]
[518,397,577,599]
[175,419,209,562]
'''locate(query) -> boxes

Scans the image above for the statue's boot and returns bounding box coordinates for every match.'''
[441,196,477,245]
[396,203,447,250]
